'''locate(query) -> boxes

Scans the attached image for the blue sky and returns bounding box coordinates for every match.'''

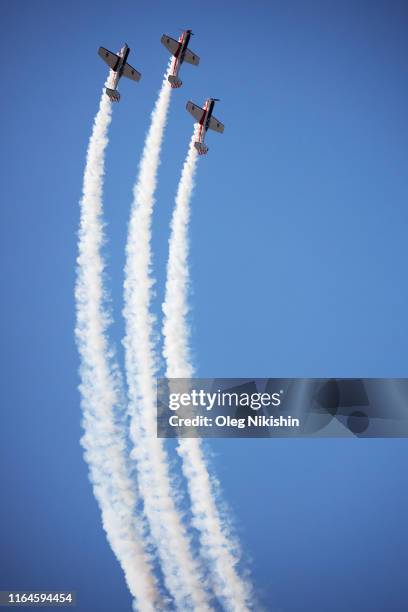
[1,0,408,610]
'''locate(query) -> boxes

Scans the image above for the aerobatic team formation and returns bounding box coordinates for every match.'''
[76,27,253,612]
[98,29,224,155]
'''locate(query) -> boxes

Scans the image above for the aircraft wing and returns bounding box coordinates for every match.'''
[122,63,141,81]
[208,116,224,133]
[98,47,120,70]
[161,35,180,56]
[186,101,206,123]
[183,48,200,66]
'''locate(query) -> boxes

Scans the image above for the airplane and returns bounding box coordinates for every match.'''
[160,30,199,88]
[186,98,224,155]
[97,44,141,102]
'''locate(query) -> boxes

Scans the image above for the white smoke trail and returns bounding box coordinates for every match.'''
[162,128,253,612]
[123,69,210,610]
[75,89,159,612]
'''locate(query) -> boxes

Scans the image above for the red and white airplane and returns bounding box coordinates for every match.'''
[98,44,141,102]
[160,30,199,88]
[186,98,224,155]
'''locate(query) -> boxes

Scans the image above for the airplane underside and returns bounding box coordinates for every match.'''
[98,45,141,102]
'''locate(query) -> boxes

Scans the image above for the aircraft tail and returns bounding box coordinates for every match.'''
[194,142,208,155]
[105,87,120,102]
[168,75,182,89]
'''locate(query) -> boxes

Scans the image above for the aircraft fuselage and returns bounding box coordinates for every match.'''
[172,31,192,81]
[202,99,215,132]
[177,31,191,64]
[114,45,130,75]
